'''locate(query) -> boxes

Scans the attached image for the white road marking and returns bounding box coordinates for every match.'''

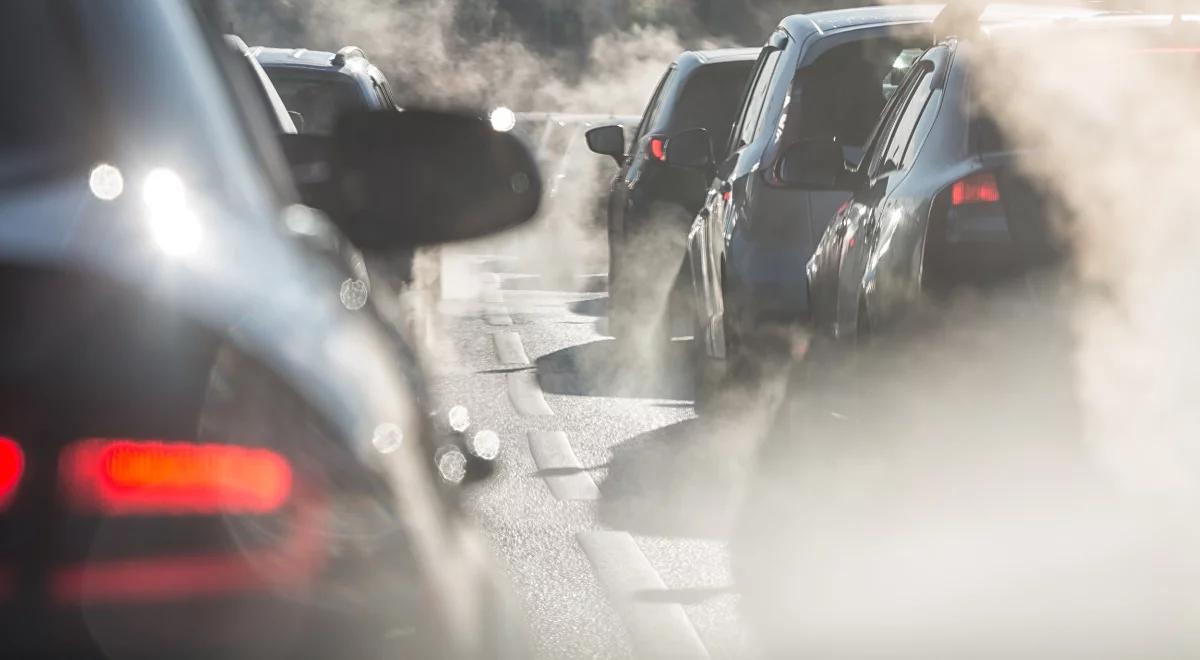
[577,531,710,659]
[527,431,599,500]
[493,331,530,365]
[506,370,553,416]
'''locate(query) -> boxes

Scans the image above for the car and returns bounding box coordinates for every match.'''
[252,45,401,134]
[738,6,1199,656]
[253,45,420,290]
[0,1,539,658]
[585,48,758,348]
[671,6,935,407]
[803,4,1127,347]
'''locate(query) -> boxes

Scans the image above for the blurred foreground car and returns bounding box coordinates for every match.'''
[0,1,539,658]
[585,48,757,347]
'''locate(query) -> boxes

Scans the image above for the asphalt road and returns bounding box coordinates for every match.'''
[424,242,787,660]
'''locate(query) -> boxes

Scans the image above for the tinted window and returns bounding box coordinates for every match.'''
[667,61,755,158]
[784,39,916,151]
[635,68,674,141]
[266,69,367,134]
[736,49,782,148]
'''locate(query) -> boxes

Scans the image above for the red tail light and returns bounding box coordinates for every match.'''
[62,439,292,515]
[951,172,1001,206]
[648,136,666,161]
[0,437,23,511]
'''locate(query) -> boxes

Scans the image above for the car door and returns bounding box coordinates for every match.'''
[692,36,785,356]
[836,49,944,337]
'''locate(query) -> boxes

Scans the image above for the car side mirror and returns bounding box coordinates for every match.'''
[777,138,856,189]
[281,109,541,249]
[664,127,714,171]
[585,124,626,164]
[288,111,305,133]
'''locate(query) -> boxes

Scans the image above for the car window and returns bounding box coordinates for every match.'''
[667,61,756,158]
[881,63,936,170]
[863,61,926,178]
[735,49,782,150]
[635,68,674,141]
[783,38,919,151]
[267,69,368,134]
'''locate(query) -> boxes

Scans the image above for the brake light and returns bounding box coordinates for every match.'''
[648,136,666,162]
[62,439,292,515]
[0,437,23,511]
[951,172,1000,206]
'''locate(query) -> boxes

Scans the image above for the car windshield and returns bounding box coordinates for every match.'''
[265,69,365,134]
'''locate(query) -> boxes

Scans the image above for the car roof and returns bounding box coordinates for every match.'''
[781,4,943,37]
[672,47,759,78]
[252,46,341,69]
[685,47,761,64]
[250,46,373,74]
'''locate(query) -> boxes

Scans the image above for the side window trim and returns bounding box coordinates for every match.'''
[734,48,782,152]
[728,49,772,153]
[883,73,933,167]
[634,67,674,142]
[866,61,929,179]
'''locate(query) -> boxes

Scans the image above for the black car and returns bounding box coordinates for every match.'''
[585,48,757,347]
[0,1,538,658]
[674,6,933,405]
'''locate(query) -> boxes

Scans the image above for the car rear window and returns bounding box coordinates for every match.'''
[0,1,107,183]
[667,61,755,157]
[264,68,367,135]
